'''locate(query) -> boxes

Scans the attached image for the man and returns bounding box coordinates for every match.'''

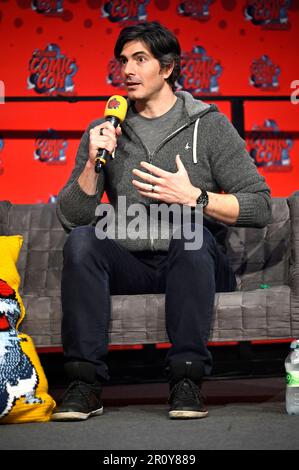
[52,22,271,421]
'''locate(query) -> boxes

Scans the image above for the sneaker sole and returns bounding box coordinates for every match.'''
[51,407,103,421]
[169,410,209,419]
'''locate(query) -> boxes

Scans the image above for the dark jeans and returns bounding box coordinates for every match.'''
[61,224,236,381]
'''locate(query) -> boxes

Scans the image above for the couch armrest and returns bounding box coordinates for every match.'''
[288,191,299,337]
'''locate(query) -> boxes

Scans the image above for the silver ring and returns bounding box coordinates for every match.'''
[99,128,104,136]
[151,185,155,193]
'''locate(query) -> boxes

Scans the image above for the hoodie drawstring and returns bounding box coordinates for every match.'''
[192,118,200,164]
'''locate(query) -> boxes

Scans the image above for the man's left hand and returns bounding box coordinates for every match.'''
[132,155,201,206]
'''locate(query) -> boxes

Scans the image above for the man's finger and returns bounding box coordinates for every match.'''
[132,179,154,192]
[175,154,185,172]
[137,190,160,200]
[116,126,122,136]
[132,168,161,184]
[140,161,170,178]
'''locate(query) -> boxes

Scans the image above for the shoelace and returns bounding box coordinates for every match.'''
[62,380,94,404]
[168,378,202,404]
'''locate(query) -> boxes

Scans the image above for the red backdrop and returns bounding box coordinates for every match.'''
[0,0,298,203]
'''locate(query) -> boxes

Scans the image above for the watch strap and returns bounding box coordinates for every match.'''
[196,189,209,208]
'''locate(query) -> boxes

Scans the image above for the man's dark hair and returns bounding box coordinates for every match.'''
[114,21,181,90]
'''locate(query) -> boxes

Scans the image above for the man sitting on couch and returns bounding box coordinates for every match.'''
[52,21,271,421]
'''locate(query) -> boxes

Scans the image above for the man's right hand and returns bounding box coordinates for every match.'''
[88,122,122,165]
[78,122,122,195]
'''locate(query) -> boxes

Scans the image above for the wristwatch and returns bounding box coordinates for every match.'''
[196,189,209,208]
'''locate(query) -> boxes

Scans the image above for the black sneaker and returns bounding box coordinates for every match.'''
[51,380,103,421]
[168,378,208,419]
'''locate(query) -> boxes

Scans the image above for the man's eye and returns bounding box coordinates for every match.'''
[119,58,126,65]
[137,56,146,62]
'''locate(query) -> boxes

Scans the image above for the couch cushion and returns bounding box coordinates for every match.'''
[19,285,291,347]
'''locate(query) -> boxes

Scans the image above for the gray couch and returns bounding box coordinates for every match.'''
[0,192,298,348]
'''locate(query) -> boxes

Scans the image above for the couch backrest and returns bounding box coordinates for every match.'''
[226,197,291,290]
[0,201,10,236]
[0,196,294,295]
[3,203,66,296]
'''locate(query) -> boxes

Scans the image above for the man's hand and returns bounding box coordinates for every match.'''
[132,155,201,206]
[78,123,122,195]
[88,122,122,167]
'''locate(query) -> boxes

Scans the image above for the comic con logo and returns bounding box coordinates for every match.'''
[247,119,292,171]
[32,0,63,15]
[250,55,280,90]
[177,0,213,20]
[101,0,149,24]
[178,46,222,93]
[0,138,4,176]
[244,0,291,29]
[34,130,67,165]
[28,44,78,96]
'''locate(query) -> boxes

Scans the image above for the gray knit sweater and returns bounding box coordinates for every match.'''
[56,91,271,251]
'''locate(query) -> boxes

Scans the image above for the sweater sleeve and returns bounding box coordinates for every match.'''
[56,120,106,232]
[206,112,272,228]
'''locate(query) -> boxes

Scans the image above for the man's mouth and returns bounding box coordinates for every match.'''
[126,82,141,88]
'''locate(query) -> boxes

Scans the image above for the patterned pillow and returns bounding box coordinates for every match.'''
[0,236,56,423]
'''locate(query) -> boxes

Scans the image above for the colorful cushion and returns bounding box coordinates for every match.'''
[0,236,56,423]
[0,235,25,328]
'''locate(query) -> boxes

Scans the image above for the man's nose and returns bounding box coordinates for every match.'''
[123,60,136,76]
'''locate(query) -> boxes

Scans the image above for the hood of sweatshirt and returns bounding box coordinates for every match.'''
[174,90,217,121]
[127,90,217,123]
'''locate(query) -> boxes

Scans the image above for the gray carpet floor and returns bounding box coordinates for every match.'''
[1,377,299,450]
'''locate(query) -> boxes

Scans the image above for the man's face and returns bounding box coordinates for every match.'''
[118,40,170,102]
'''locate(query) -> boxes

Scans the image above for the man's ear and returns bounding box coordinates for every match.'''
[161,61,174,80]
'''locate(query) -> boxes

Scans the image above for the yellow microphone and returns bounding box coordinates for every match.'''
[95,95,128,173]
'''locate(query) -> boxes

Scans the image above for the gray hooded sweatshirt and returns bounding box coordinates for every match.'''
[56,91,271,252]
